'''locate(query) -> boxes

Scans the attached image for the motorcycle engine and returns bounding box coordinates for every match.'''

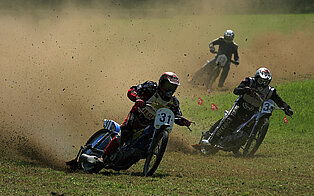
[221,131,248,148]
[113,148,144,166]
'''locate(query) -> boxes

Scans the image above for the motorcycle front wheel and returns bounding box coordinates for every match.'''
[143,131,169,177]
[242,118,269,157]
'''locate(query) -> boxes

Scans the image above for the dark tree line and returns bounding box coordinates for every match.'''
[1,0,313,13]
[248,0,314,13]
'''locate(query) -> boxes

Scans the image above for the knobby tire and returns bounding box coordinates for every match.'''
[200,119,221,155]
[143,131,169,176]
[243,118,269,157]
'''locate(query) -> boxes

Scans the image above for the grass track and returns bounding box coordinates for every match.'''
[1,79,313,195]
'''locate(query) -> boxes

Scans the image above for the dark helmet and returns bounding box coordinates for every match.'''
[254,67,272,87]
[224,30,234,43]
[158,72,180,100]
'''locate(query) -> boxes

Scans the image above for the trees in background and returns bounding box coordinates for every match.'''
[0,0,313,13]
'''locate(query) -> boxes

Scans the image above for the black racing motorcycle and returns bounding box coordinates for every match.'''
[189,51,238,89]
[196,98,292,157]
[205,52,238,89]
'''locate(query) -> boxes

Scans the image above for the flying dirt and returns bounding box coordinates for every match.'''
[0,2,313,169]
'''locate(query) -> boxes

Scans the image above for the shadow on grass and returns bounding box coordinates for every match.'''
[98,170,170,178]
[216,153,272,159]
[4,156,68,172]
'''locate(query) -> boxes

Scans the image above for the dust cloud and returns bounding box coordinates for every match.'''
[0,2,313,168]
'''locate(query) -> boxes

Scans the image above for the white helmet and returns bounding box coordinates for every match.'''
[254,67,272,87]
[224,30,234,42]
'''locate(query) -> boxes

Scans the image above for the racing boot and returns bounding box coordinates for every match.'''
[79,154,101,165]
[97,136,120,164]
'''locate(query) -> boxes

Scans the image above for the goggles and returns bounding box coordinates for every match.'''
[257,77,269,86]
[160,82,178,97]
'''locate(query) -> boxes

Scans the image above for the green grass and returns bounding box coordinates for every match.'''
[1,79,313,195]
[106,13,314,45]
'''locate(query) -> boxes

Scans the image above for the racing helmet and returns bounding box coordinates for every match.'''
[158,72,180,100]
[224,30,234,42]
[254,67,272,87]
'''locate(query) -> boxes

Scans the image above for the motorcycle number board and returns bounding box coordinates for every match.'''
[261,100,275,114]
[154,108,175,131]
[216,54,228,67]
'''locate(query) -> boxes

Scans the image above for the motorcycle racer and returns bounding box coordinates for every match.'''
[209,67,293,145]
[100,72,191,163]
[192,30,239,88]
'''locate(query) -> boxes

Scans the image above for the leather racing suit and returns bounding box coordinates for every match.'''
[103,81,187,156]
[193,37,239,88]
[209,77,293,145]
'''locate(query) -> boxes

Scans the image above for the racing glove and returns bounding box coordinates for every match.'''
[175,116,191,126]
[135,98,145,108]
[284,107,293,116]
[234,59,239,66]
[209,44,215,53]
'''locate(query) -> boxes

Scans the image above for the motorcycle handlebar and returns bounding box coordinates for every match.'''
[175,117,195,132]
[275,107,294,119]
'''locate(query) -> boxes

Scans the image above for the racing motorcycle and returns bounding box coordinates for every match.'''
[196,96,293,157]
[205,52,238,89]
[66,104,192,176]
[189,51,237,89]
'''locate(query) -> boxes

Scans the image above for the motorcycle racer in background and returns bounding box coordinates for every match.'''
[191,30,239,89]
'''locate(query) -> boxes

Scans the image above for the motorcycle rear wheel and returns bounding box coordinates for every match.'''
[143,131,169,176]
[206,66,221,89]
[242,118,269,157]
[199,119,221,155]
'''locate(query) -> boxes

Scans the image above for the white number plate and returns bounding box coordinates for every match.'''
[216,54,228,67]
[154,108,175,132]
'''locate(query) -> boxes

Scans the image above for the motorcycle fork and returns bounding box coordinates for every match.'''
[248,114,263,138]
[147,128,158,153]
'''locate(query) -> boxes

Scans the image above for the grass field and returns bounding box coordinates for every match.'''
[1,79,313,195]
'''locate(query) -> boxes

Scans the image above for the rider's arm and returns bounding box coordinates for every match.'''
[270,89,293,115]
[171,97,192,126]
[170,97,186,126]
[209,37,223,50]
[171,96,182,117]
[127,81,157,102]
[233,43,239,63]
[233,77,251,95]
[127,86,138,102]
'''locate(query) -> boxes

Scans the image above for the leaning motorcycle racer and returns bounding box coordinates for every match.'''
[209,67,293,145]
[99,72,192,163]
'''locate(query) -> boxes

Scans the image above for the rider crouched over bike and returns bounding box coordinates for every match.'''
[208,67,293,146]
[99,72,191,164]
[191,30,239,88]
